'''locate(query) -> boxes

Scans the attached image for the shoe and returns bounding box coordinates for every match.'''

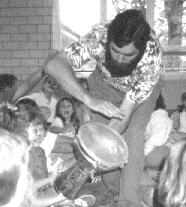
[74,194,96,207]
[91,175,102,183]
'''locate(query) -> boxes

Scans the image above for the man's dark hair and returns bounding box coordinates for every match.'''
[105,9,150,77]
[0,74,17,91]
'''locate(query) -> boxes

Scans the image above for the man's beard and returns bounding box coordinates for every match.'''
[104,44,141,78]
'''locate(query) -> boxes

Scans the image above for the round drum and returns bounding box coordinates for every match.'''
[76,121,128,171]
[54,121,128,199]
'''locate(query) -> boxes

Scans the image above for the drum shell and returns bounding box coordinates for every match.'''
[76,122,128,171]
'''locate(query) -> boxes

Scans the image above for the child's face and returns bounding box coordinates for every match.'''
[42,77,58,93]
[59,100,74,120]
[27,123,45,147]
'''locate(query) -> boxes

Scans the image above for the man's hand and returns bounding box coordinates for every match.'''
[85,95,125,120]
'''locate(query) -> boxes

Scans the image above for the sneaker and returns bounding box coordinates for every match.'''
[91,175,102,183]
[75,194,96,207]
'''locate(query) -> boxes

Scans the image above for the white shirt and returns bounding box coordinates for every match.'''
[51,117,64,128]
[40,131,58,158]
[144,109,173,156]
[51,117,76,138]
[40,131,58,172]
[22,92,57,123]
[178,111,186,133]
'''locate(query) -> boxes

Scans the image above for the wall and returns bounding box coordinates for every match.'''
[0,0,53,80]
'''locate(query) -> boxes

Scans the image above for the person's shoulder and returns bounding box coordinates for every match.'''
[45,131,58,139]
[25,91,42,98]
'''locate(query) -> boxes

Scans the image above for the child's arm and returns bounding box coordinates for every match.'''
[50,126,64,134]
[33,176,53,191]
[33,192,74,207]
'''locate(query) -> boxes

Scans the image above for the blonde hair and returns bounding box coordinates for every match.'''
[158,138,186,207]
[0,129,32,207]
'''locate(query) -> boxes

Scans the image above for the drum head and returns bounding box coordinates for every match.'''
[77,121,128,170]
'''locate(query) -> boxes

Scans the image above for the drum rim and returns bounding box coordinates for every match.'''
[77,121,128,168]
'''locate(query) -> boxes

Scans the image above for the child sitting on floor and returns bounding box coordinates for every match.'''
[0,104,75,207]
[50,97,80,138]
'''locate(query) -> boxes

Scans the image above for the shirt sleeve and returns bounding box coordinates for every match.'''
[126,33,163,103]
[65,23,107,70]
[51,117,64,128]
[65,41,93,69]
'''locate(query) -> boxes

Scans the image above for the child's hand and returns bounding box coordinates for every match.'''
[50,158,62,181]
[62,124,75,133]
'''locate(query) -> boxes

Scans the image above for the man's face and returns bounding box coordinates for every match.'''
[105,41,140,77]
[110,42,139,65]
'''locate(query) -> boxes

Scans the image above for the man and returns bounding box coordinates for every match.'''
[44,9,162,207]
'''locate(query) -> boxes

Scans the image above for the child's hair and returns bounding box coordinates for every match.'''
[55,97,80,131]
[158,138,186,207]
[155,94,166,110]
[0,74,17,92]
[16,98,39,111]
[0,128,31,207]
[180,92,186,105]
[0,105,47,138]
[42,75,58,91]
[0,105,28,139]
[17,108,48,131]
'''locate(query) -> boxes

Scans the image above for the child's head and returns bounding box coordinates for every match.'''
[158,138,186,207]
[56,97,75,122]
[42,75,58,94]
[55,97,80,130]
[0,128,30,207]
[19,109,47,147]
[0,74,17,103]
[0,74,17,92]
[155,94,166,110]
[0,105,28,139]
[0,105,47,147]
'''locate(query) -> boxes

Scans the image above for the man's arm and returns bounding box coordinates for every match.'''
[109,98,138,134]
[45,50,124,119]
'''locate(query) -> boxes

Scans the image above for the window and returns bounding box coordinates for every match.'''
[59,0,100,48]
[58,0,186,72]
[154,0,186,71]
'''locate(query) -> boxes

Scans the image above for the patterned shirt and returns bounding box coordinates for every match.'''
[65,23,162,103]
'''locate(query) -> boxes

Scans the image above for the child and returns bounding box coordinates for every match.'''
[0,128,30,207]
[50,97,80,137]
[0,105,74,207]
[158,138,186,207]
[144,94,173,156]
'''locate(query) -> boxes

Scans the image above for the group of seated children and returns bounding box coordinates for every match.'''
[0,85,94,207]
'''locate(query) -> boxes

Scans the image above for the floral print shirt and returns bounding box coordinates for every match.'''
[65,23,162,103]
